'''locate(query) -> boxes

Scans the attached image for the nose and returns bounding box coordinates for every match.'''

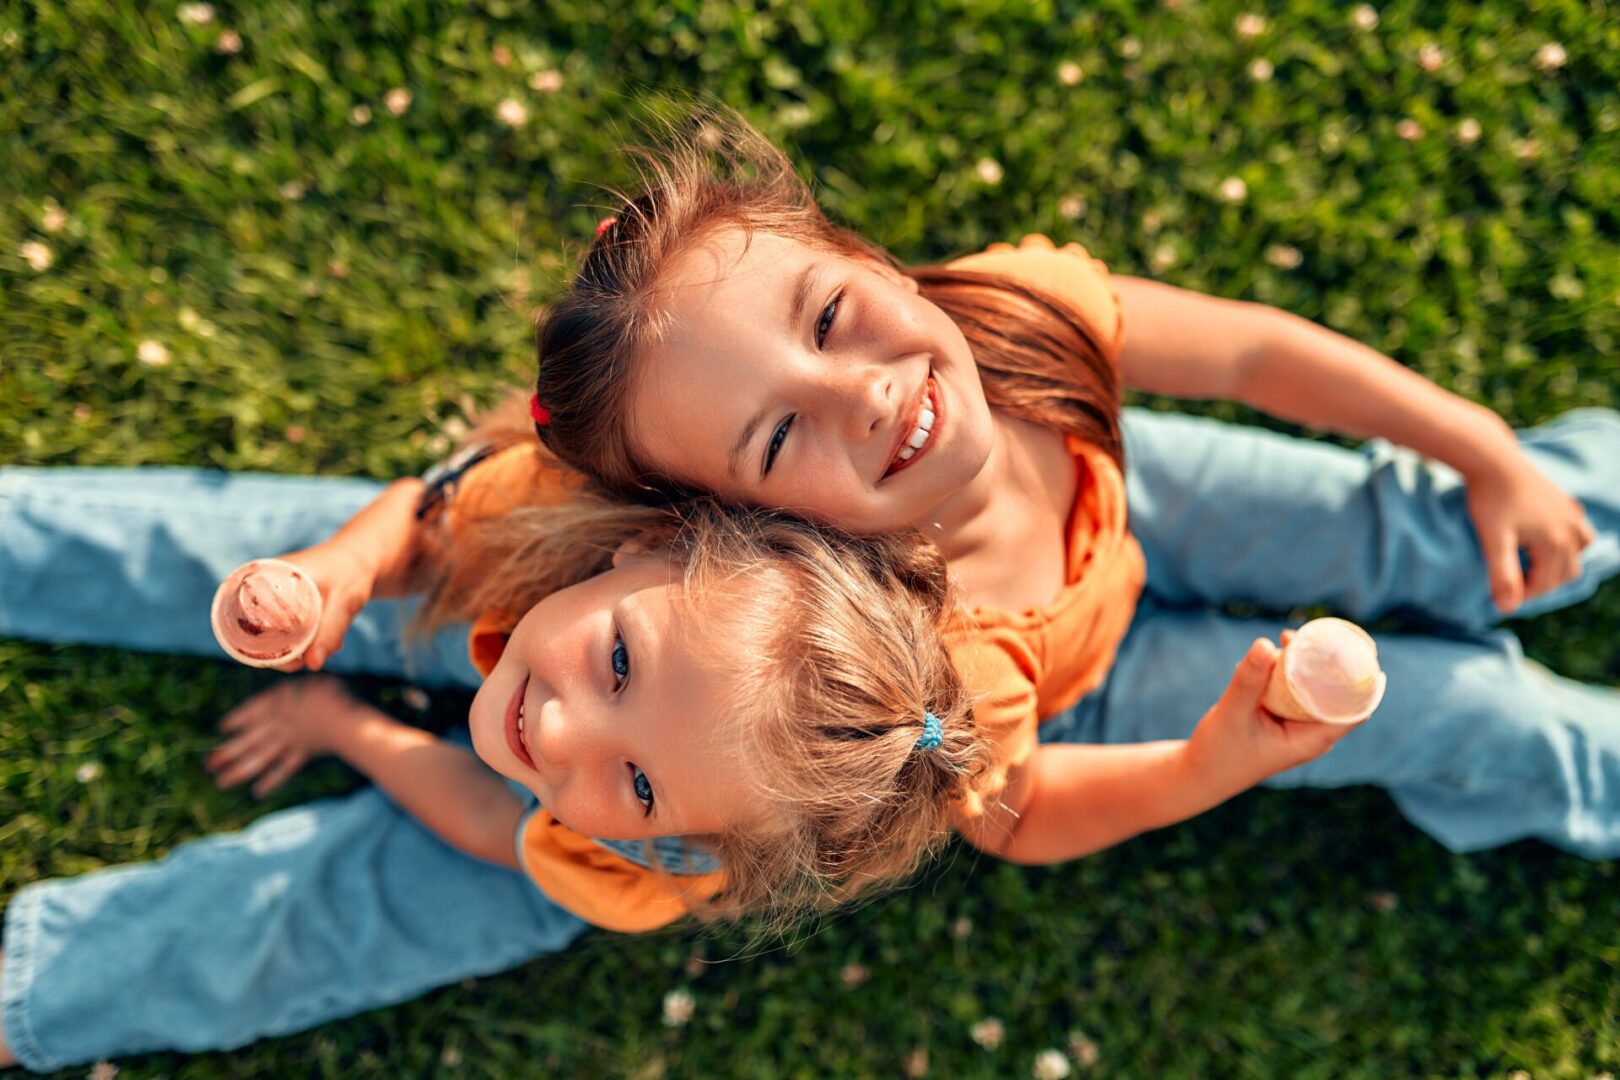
[530,693,611,775]
[815,361,892,442]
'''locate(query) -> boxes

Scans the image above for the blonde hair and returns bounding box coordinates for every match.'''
[416,493,989,932]
[532,99,1122,508]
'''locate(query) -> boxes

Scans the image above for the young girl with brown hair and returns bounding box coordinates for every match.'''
[0,472,997,1069]
[525,104,1620,864]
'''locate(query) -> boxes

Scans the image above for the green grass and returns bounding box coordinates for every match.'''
[3,0,1619,1076]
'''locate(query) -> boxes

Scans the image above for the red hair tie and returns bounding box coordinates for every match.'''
[595,215,618,238]
[529,394,551,426]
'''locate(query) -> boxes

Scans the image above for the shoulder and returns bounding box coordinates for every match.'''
[517,808,726,934]
[946,234,1125,356]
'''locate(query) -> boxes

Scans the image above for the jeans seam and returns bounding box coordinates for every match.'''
[3,883,60,1072]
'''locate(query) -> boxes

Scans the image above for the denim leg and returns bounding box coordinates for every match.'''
[0,466,480,688]
[1122,408,1620,633]
[1043,598,1620,858]
[0,779,585,1071]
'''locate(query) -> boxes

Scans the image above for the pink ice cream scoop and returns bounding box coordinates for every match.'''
[1262,617,1387,724]
[210,558,322,667]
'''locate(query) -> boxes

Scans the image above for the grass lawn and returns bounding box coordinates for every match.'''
[3,1,1618,1076]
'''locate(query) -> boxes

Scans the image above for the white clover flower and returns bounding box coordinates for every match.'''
[1534,42,1568,71]
[1513,137,1541,161]
[137,340,170,366]
[1457,117,1482,145]
[491,44,513,68]
[215,28,242,54]
[969,1018,1006,1050]
[441,1045,463,1067]
[1150,243,1177,272]
[529,69,564,92]
[1033,1049,1072,1080]
[385,88,411,116]
[177,3,214,26]
[1235,13,1266,39]
[840,963,870,988]
[76,761,105,783]
[975,157,1004,184]
[1248,57,1274,81]
[1068,1031,1100,1067]
[1418,44,1444,72]
[1058,195,1086,221]
[20,240,53,271]
[177,306,200,331]
[1265,244,1302,269]
[1367,889,1399,912]
[349,104,372,126]
[1118,36,1141,59]
[495,97,528,127]
[1350,4,1378,30]
[279,180,306,200]
[1057,61,1083,86]
[42,204,67,233]
[74,403,93,422]
[1396,118,1423,141]
[89,1060,120,1080]
[662,988,695,1027]
[903,1048,930,1077]
[1218,176,1248,203]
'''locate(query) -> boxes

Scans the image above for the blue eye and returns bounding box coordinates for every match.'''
[610,631,629,690]
[630,765,655,815]
[815,290,842,348]
[764,415,793,476]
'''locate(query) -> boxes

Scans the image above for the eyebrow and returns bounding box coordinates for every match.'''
[726,262,821,482]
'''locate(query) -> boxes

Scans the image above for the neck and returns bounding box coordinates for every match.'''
[907,410,1047,562]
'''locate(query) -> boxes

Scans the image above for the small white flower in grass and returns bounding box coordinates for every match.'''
[1218,176,1248,204]
[491,44,513,68]
[215,29,242,54]
[178,306,200,331]
[1396,118,1423,141]
[137,340,170,366]
[1417,44,1444,72]
[76,761,105,783]
[385,88,411,116]
[1248,57,1274,82]
[495,98,528,127]
[969,1018,1005,1050]
[403,687,430,711]
[1235,13,1266,39]
[1457,117,1483,145]
[20,240,53,271]
[1117,37,1141,59]
[1507,1072,1530,1080]
[1,29,18,47]
[1033,1049,1072,1080]
[1057,61,1083,86]
[1513,137,1541,161]
[88,1061,120,1080]
[975,157,1004,184]
[1350,4,1378,30]
[1534,42,1568,71]
[1142,210,1162,234]
[1068,1031,1100,1068]
[349,104,372,126]
[279,180,306,200]
[177,3,214,26]
[1058,195,1086,221]
[1150,243,1177,272]
[440,1045,463,1067]
[662,988,695,1027]
[529,69,564,92]
[284,425,306,444]
[42,204,67,233]
[840,963,870,988]
[903,1048,929,1077]
[74,403,93,423]
[1367,889,1399,913]
[1265,244,1302,269]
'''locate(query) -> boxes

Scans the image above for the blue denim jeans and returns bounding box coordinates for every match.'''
[2,408,1618,1068]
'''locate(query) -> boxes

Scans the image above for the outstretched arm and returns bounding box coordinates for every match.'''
[209,678,525,868]
[1113,277,1594,613]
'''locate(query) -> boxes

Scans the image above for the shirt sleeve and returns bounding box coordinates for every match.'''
[945,233,1126,363]
[947,628,1042,821]
[517,808,727,933]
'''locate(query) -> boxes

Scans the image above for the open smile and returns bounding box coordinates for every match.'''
[881,374,941,480]
[505,674,536,770]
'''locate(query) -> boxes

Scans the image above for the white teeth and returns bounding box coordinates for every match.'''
[888,386,938,471]
[919,407,935,429]
[517,701,525,733]
[907,427,929,449]
[898,446,916,460]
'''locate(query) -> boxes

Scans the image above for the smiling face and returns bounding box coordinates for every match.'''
[626,229,996,534]
[468,554,755,841]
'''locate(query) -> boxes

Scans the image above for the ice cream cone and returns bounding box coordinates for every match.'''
[1262,617,1386,725]
[210,558,323,668]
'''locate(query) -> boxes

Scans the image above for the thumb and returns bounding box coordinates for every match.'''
[1481,528,1524,614]
[308,591,365,671]
[1221,638,1279,709]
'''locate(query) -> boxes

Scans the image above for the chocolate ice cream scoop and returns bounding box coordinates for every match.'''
[211,558,322,667]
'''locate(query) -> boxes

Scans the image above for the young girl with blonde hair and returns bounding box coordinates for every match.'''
[0,469,994,1069]
[526,104,1619,863]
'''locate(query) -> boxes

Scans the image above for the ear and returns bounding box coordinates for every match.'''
[610,525,679,569]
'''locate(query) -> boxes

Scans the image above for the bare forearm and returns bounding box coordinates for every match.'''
[307,478,436,596]
[1237,313,1519,477]
[327,710,525,867]
[969,741,1222,865]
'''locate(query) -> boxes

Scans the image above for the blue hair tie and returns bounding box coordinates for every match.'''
[915,711,944,752]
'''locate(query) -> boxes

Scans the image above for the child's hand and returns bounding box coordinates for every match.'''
[270,541,380,672]
[1181,634,1366,796]
[1465,451,1595,615]
[207,677,366,797]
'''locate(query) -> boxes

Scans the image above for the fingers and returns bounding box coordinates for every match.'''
[250,750,309,799]
[208,725,287,788]
[1223,638,1279,707]
[308,592,367,672]
[1480,528,1524,615]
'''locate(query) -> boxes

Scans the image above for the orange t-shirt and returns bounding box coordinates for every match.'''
[941,235,1147,817]
[448,445,726,933]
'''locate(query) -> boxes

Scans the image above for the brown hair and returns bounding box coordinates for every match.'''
[416,494,990,933]
[532,101,1123,509]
